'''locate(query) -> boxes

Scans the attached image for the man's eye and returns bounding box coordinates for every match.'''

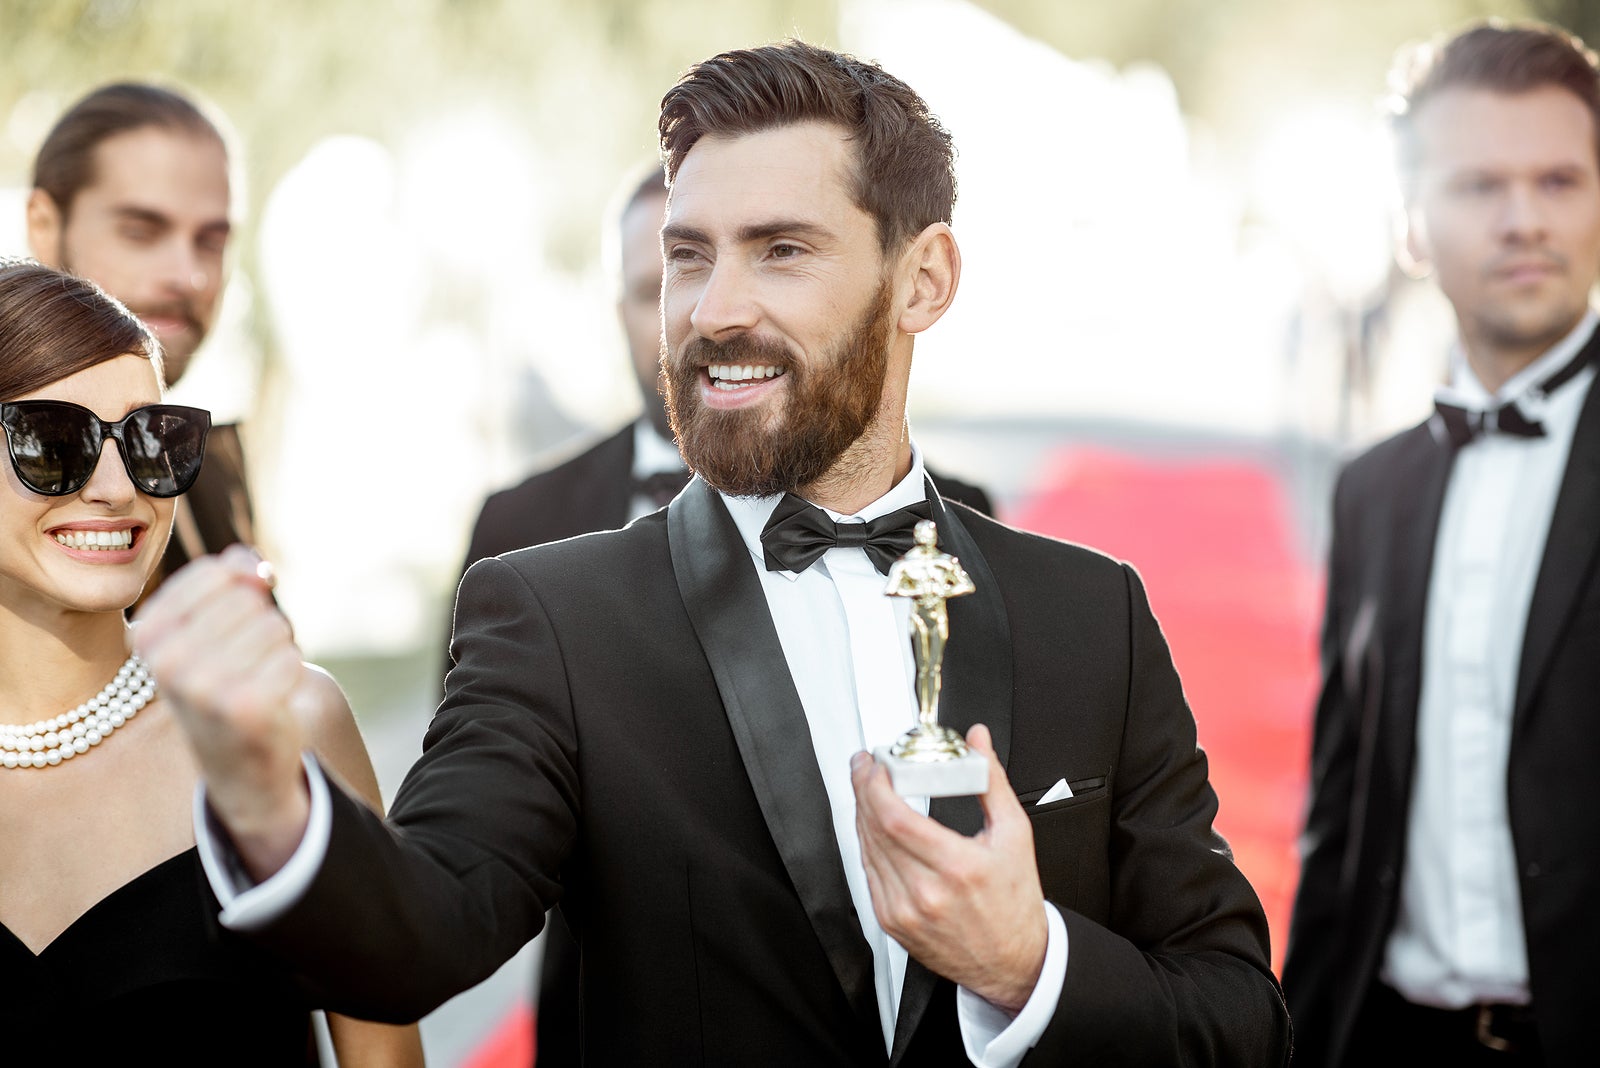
[770,243,802,259]
[119,224,159,243]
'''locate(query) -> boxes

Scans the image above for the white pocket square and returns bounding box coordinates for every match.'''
[1037,778,1074,805]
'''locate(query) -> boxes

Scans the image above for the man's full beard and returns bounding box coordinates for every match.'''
[61,249,205,384]
[665,278,893,498]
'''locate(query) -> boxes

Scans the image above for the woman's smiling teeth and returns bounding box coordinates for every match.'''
[55,529,133,551]
[708,364,784,390]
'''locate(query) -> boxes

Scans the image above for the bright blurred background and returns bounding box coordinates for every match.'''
[3,0,1591,1063]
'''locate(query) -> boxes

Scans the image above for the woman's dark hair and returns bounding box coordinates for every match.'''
[0,259,159,401]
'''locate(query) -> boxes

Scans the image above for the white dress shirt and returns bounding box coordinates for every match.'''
[197,446,1066,1066]
[1382,311,1598,1008]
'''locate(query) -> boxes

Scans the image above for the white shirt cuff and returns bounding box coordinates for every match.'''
[193,751,332,931]
[956,902,1068,1068]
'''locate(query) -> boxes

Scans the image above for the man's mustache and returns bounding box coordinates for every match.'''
[132,300,202,332]
[675,333,795,372]
[1485,249,1567,277]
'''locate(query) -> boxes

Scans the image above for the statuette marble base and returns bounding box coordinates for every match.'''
[873,745,989,798]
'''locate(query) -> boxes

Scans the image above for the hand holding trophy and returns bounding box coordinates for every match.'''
[874,519,989,797]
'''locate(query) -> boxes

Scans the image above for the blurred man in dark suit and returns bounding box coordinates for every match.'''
[1285,21,1600,1066]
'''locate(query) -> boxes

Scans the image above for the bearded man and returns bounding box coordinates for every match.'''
[138,40,1290,1068]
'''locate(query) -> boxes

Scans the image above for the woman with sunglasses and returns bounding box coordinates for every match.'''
[0,261,424,1066]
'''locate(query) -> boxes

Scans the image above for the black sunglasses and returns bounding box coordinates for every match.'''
[0,400,211,498]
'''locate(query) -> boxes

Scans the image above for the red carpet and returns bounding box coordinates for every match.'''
[462,1003,533,1068]
[1007,445,1318,973]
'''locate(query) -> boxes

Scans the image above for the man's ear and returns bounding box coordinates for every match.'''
[1397,206,1432,280]
[897,222,960,335]
[25,188,65,266]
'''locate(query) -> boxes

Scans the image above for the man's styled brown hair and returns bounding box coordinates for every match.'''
[1389,20,1600,191]
[32,83,227,221]
[659,40,957,253]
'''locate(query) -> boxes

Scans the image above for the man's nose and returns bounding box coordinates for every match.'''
[689,258,760,339]
[156,238,207,294]
[1498,182,1550,244]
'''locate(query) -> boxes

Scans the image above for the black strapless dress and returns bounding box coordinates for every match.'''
[1,847,320,1066]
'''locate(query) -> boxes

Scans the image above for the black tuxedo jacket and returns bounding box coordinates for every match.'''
[1282,363,1600,1066]
[265,482,1286,1065]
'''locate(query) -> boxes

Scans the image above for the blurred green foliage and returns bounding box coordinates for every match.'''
[0,0,837,271]
[1,0,1566,277]
[982,0,1548,173]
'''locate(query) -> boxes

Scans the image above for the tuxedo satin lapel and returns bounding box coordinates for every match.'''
[666,479,881,1038]
[1516,377,1600,716]
[890,486,1014,1064]
[1377,431,1454,790]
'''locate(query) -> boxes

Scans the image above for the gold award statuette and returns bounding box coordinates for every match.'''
[874,519,989,798]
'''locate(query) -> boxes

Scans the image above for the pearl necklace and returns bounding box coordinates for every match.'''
[0,655,155,770]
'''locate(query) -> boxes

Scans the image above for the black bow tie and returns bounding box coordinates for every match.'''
[760,494,932,575]
[1434,334,1598,448]
[1432,399,1545,447]
[633,469,691,508]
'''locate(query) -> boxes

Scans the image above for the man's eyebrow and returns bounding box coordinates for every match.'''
[109,205,231,236]
[736,220,834,244]
[660,220,836,246]
[661,222,710,246]
[109,205,173,228]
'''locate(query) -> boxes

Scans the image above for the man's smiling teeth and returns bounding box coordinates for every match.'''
[55,530,133,551]
[708,364,784,390]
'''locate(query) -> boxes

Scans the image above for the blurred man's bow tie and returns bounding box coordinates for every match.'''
[633,469,691,508]
[1433,335,1598,448]
[1432,399,1544,447]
